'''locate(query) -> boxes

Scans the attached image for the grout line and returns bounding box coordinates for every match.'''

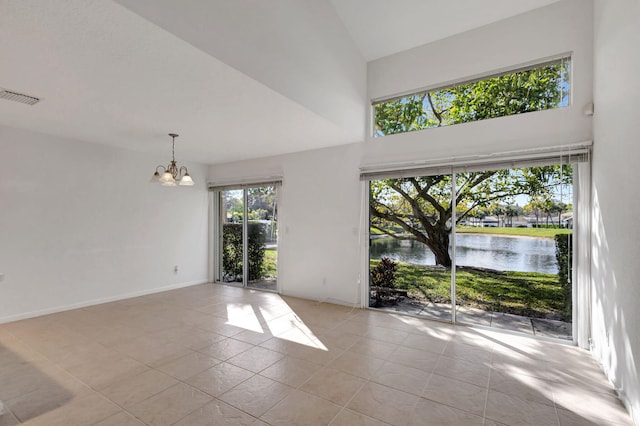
[327,375,372,426]
[1,285,631,426]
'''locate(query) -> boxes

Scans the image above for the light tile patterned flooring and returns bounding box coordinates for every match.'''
[0,284,632,425]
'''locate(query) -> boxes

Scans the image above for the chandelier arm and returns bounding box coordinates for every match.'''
[179,166,189,177]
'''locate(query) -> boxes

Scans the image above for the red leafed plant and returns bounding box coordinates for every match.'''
[370,257,397,289]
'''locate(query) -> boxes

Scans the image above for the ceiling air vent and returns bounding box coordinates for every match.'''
[0,89,40,106]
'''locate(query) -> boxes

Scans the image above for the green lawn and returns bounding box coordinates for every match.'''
[371,260,569,321]
[264,248,277,277]
[456,226,572,238]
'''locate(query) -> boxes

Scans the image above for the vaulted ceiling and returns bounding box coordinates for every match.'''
[0,0,560,164]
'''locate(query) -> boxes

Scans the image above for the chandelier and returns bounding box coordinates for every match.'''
[150,133,194,186]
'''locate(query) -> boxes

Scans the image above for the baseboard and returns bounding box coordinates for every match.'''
[0,279,209,324]
[591,344,638,426]
[279,288,361,308]
[609,372,638,426]
[619,393,638,426]
[608,370,639,426]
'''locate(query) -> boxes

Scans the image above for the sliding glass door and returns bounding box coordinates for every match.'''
[216,184,278,292]
[369,175,453,321]
[453,166,573,338]
[367,155,583,340]
[247,185,278,290]
[221,189,244,283]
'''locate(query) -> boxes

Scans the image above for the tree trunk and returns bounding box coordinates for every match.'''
[432,246,452,267]
[424,230,452,267]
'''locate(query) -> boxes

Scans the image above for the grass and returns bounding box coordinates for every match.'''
[263,248,278,277]
[456,226,572,238]
[371,260,569,321]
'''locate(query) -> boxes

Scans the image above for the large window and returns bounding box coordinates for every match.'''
[373,56,571,137]
[365,148,587,340]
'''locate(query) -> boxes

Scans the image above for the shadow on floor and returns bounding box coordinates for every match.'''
[372,298,572,340]
[0,342,75,422]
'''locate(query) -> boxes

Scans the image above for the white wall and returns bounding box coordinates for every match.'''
[0,126,210,323]
[592,0,640,423]
[209,0,594,306]
[209,144,364,306]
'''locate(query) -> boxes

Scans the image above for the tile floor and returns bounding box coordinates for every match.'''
[0,284,632,425]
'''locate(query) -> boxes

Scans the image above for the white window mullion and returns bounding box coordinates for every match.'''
[451,172,457,324]
[242,188,248,287]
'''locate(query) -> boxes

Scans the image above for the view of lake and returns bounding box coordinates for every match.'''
[370,234,558,274]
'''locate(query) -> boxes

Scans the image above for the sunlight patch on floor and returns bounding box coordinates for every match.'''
[223,301,328,350]
[225,303,264,333]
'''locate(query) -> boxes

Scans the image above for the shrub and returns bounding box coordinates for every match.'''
[222,224,242,281]
[370,257,398,308]
[247,222,266,281]
[222,222,266,282]
[370,257,398,289]
[555,233,572,320]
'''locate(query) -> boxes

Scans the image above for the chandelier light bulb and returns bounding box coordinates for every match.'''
[150,171,162,183]
[179,173,194,186]
[159,171,174,182]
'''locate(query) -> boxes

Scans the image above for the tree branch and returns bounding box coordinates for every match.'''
[370,205,430,245]
[426,92,443,126]
[389,179,448,234]
[370,225,415,241]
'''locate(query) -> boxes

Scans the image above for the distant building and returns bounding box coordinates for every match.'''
[481,216,499,227]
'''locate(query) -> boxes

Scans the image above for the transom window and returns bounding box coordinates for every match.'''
[373,56,571,137]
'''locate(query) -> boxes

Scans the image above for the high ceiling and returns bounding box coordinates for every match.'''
[0,0,561,164]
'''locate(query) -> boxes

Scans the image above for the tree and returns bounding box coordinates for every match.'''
[503,204,521,227]
[370,61,571,267]
[524,196,547,225]
[374,60,569,136]
[492,204,506,228]
[556,201,568,227]
[371,168,570,267]
[247,186,277,220]
[542,198,555,226]
[371,175,454,267]
[223,191,244,223]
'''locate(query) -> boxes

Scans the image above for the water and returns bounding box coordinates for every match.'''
[370,234,558,274]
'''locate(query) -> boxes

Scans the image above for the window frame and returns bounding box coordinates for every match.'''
[371,54,572,138]
[360,143,591,344]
